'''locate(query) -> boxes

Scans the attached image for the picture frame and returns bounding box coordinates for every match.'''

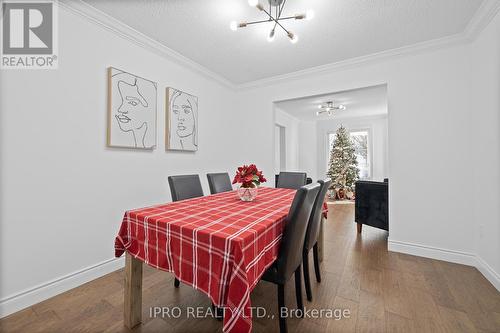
[165,87,198,151]
[107,67,157,149]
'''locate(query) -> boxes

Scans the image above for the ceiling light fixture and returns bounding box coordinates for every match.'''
[230,0,314,43]
[316,101,346,116]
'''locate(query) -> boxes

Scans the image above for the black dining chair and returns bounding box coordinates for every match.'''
[260,183,320,333]
[168,174,204,202]
[302,178,331,302]
[276,172,307,190]
[206,172,233,194]
[167,174,204,288]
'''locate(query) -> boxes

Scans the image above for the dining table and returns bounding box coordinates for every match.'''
[114,186,328,333]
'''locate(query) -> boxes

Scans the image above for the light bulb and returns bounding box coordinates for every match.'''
[248,0,259,7]
[267,29,275,42]
[230,21,238,31]
[305,9,315,20]
[290,34,299,44]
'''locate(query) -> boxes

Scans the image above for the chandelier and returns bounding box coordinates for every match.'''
[317,101,346,116]
[230,0,314,43]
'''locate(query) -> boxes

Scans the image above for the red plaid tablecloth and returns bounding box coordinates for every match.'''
[115,187,299,333]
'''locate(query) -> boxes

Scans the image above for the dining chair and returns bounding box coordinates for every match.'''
[302,178,331,302]
[167,174,204,288]
[261,182,321,333]
[276,172,307,190]
[168,174,204,202]
[206,172,233,194]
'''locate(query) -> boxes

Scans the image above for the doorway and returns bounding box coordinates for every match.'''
[274,125,286,174]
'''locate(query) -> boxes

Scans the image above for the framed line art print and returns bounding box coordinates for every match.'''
[165,88,198,151]
[107,67,157,149]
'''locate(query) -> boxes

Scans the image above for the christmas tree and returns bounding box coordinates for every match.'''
[327,126,360,193]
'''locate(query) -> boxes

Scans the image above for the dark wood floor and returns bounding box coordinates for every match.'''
[1,203,499,332]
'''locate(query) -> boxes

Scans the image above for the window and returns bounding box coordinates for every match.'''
[327,129,371,180]
[349,130,370,179]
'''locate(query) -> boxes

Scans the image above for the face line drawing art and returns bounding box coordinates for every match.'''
[169,89,198,151]
[115,78,148,148]
[109,68,157,149]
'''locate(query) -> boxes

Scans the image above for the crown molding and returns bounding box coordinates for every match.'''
[60,0,500,91]
[235,32,467,90]
[59,0,235,89]
[463,0,500,40]
[236,0,500,90]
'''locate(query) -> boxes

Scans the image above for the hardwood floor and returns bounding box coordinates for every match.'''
[1,203,499,332]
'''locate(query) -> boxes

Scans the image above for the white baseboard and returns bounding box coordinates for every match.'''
[2,241,497,320]
[475,256,500,291]
[388,239,500,291]
[0,257,125,318]
[388,239,477,266]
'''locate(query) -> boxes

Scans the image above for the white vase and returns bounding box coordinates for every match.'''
[237,185,258,201]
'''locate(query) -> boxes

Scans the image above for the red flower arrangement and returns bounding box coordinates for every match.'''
[232,164,267,188]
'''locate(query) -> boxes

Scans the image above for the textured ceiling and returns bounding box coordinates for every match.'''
[82,0,484,84]
[276,85,388,121]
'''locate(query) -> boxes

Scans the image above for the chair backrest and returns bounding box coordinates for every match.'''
[207,173,233,194]
[304,178,331,253]
[275,183,320,282]
[277,172,307,190]
[168,175,204,202]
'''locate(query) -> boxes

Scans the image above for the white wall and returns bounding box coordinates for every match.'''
[471,10,500,283]
[237,28,500,288]
[271,18,500,291]
[275,111,318,181]
[298,121,317,181]
[316,115,388,181]
[1,0,499,318]
[274,107,300,172]
[0,6,248,316]
[274,125,281,173]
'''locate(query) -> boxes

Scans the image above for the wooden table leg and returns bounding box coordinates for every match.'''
[124,252,143,329]
[318,217,324,262]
